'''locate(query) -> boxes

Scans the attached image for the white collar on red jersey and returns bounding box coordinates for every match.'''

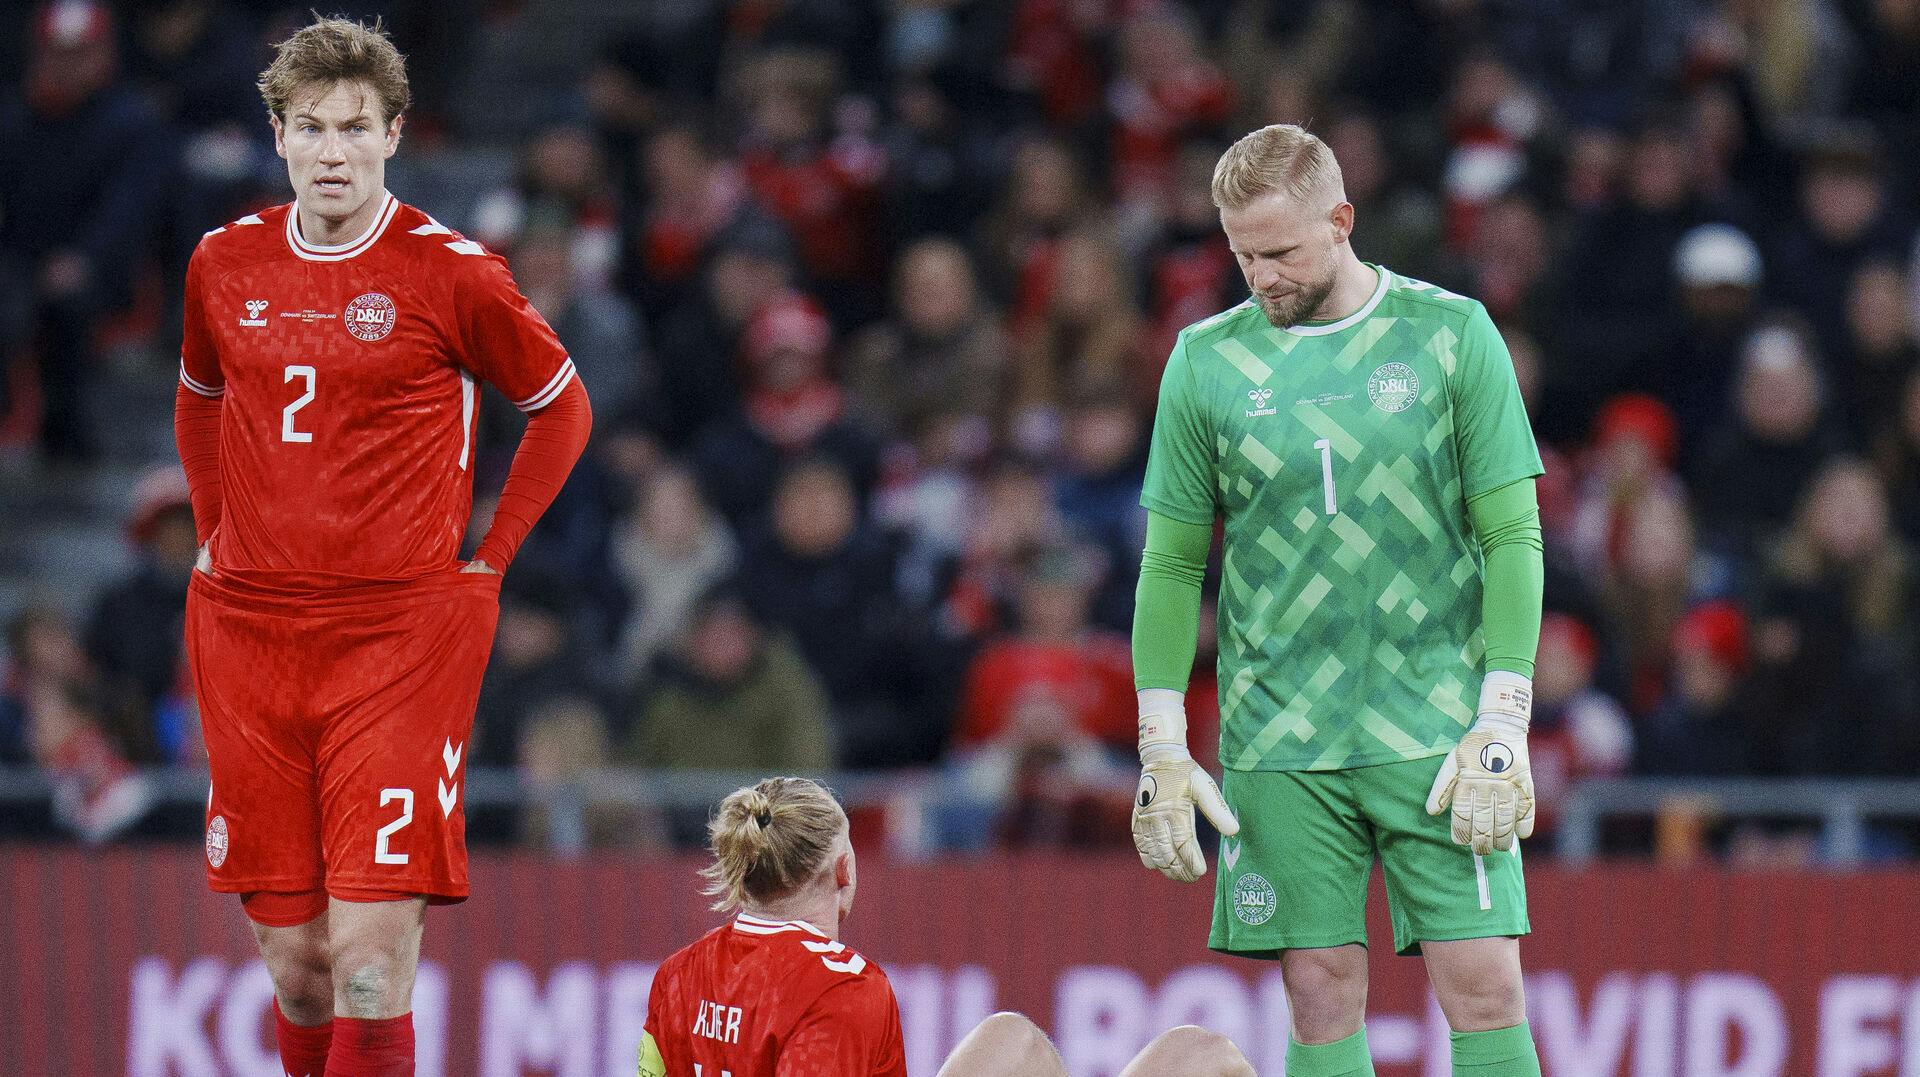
[732,913,830,939]
[286,190,400,263]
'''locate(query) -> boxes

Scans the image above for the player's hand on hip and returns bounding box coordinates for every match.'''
[194,545,212,576]
[460,558,499,574]
[1132,746,1240,883]
[1426,671,1535,855]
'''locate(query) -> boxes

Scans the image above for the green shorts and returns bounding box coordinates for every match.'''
[1209,753,1528,957]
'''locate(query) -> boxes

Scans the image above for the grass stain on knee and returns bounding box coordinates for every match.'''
[339,963,393,1018]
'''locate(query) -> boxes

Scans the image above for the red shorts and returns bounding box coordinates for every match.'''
[187,566,502,903]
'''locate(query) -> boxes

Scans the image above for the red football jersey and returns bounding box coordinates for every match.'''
[179,192,574,587]
[645,914,907,1077]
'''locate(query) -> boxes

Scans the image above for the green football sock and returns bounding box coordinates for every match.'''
[1450,1022,1541,1075]
[1287,1026,1374,1076]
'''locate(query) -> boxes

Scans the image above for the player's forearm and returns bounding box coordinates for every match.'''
[475,378,592,570]
[173,382,224,544]
[1132,510,1212,692]
[1467,478,1543,677]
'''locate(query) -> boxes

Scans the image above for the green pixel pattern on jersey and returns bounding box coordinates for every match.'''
[1141,268,1542,771]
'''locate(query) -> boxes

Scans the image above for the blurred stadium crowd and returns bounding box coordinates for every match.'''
[2,0,1918,856]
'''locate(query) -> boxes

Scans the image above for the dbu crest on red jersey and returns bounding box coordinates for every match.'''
[205,815,229,867]
[345,292,398,341]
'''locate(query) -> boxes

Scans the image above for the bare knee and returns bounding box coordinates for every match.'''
[1424,938,1526,1031]
[1438,974,1525,1031]
[329,931,418,1019]
[973,1011,1046,1046]
[937,1012,1065,1077]
[251,921,332,1025]
[1282,946,1368,1043]
[327,898,425,1019]
[1124,1026,1255,1077]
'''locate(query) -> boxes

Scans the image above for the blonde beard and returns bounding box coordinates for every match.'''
[1256,273,1337,329]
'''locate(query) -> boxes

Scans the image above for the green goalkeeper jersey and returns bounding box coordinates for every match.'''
[1141,266,1543,772]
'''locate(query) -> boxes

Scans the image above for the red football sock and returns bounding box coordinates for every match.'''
[273,999,333,1077]
[324,1013,414,1076]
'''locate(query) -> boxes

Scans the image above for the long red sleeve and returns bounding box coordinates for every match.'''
[475,377,592,570]
[174,383,225,544]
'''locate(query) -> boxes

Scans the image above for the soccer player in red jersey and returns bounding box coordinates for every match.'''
[173,17,591,1077]
[639,777,1254,1077]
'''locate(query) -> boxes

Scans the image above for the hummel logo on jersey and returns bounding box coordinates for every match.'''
[438,738,463,817]
[239,300,268,327]
[1245,387,1277,417]
[1221,839,1241,871]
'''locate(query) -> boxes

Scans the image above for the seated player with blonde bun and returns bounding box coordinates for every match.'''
[639,777,1254,1076]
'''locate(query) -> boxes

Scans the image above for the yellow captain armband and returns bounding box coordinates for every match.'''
[637,1031,667,1077]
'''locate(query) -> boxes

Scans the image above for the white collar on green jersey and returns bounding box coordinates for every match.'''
[1283,265,1389,337]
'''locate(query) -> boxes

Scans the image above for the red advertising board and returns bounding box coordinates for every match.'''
[3,845,1918,1075]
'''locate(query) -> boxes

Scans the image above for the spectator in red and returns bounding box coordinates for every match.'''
[1438,49,1542,253]
[652,214,798,448]
[1139,140,1240,364]
[1002,0,1117,129]
[1009,227,1148,453]
[978,136,1089,320]
[629,125,744,322]
[1525,614,1632,843]
[1638,601,1755,776]
[692,290,881,524]
[956,545,1134,750]
[3,605,151,840]
[1568,394,1684,579]
[1600,487,1701,714]
[938,458,1065,640]
[1106,7,1232,205]
[472,123,622,290]
[735,49,886,322]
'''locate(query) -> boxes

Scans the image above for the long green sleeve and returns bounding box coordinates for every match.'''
[1132,510,1213,691]
[1467,477,1544,677]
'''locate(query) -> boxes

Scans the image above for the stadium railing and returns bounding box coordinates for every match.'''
[6,767,1919,861]
[1556,776,1920,863]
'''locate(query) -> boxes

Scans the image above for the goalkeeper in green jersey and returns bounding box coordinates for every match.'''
[1130,124,1546,1077]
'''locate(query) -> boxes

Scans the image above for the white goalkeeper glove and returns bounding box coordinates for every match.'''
[1131,689,1239,883]
[1426,670,1535,855]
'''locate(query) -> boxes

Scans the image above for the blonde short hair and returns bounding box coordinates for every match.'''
[258,16,411,125]
[701,777,847,913]
[1210,124,1345,211]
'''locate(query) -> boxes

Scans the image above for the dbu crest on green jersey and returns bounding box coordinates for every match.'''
[1232,872,1277,926]
[1368,362,1419,413]
[1141,267,1544,772]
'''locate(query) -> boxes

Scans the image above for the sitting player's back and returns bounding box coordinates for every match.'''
[647,914,902,1075]
[640,778,905,1076]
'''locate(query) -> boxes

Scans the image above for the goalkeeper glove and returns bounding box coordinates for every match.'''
[1131,689,1239,883]
[1426,670,1535,855]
